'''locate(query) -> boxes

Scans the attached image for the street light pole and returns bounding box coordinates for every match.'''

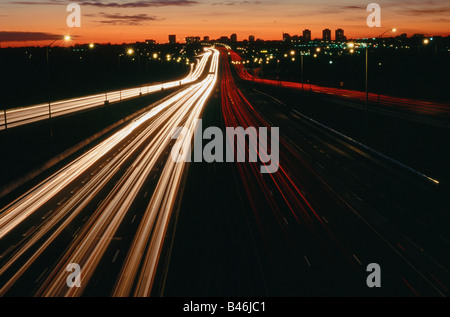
[365,46,369,139]
[365,28,396,141]
[46,39,57,139]
[117,54,122,101]
[375,28,396,106]
[301,53,304,93]
[0,40,6,131]
[46,36,70,139]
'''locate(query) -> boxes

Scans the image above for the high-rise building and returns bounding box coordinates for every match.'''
[185,36,200,44]
[322,29,331,41]
[203,36,210,42]
[169,34,176,44]
[283,33,291,42]
[302,29,311,42]
[335,28,345,42]
[249,35,255,42]
[230,33,237,42]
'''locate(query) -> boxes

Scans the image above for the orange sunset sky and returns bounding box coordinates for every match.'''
[0,0,449,47]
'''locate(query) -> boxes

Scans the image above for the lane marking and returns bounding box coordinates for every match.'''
[112,250,120,263]
[353,254,362,265]
[304,256,311,267]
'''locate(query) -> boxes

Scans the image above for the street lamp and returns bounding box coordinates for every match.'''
[46,35,71,138]
[300,52,305,93]
[364,27,396,140]
[0,41,6,131]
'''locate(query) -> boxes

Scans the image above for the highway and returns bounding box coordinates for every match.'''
[230,51,450,117]
[162,47,448,297]
[0,55,207,130]
[0,47,219,296]
[0,45,447,297]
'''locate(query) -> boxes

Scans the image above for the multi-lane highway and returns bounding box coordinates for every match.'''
[0,44,447,297]
[0,48,219,296]
[162,47,448,297]
[225,47,448,296]
[230,50,450,117]
[0,55,208,130]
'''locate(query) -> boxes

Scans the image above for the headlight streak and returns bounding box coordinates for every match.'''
[38,49,219,297]
[0,48,220,297]
[0,50,216,296]
[113,51,219,297]
[0,52,210,130]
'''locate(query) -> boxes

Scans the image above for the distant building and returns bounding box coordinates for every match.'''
[185,36,200,44]
[291,35,301,44]
[219,36,230,43]
[230,33,237,42]
[169,34,176,44]
[249,35,255,42]
[322,29,331,41]
[335,29,345,42]
[203,36,210,42]
[302,29,311,42]
[145,39,156,45]
[283,33,291,43]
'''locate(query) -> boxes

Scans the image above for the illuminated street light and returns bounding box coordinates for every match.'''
[362,27,397,140]
[127,48,134,55]
[379,28,397,38]
[46,35,71,138]
[423,38,430,45]
[89,43,95,49]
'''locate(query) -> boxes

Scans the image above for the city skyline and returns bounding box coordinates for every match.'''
[0,0,449,47]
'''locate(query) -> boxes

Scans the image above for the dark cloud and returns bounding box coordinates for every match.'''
[404,7,450,15]
[85,12,164,25]
[9,0,198,7]
[0,31,72,42]
[342,5,365,10]
[212,1,261,6]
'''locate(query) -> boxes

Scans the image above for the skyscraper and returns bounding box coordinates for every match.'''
[302,29,311,42]
[283,32,291,43]
[230,33,237,42]
[322,29,331,42]
[249,35,255,42]
[185,36,200,44]
[335,28,345,42]
[169,34,176,44]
